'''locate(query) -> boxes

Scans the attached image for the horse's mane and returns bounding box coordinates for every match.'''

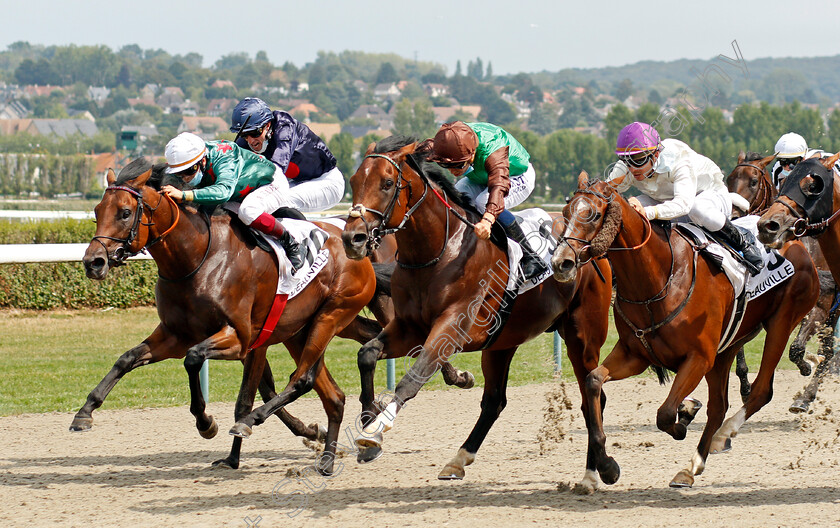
[374,135,481,217]
[115,157,175,191]
[743,152,764,163]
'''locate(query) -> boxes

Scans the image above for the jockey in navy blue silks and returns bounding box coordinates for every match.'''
[230,97,345,213]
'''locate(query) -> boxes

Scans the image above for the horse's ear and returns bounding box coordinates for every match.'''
[821,152,840,171]
[415,138,434,156]
[365,142,376,156]
[758,153,776,169]
[395,141,418,160]
[128,168,153,187]
[106,168,116,186]
[737,151,745,164]
[577,170,589,189]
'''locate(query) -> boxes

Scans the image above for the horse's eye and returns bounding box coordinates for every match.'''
[120,209,132,220]
[382,179,394,190]
[750,179,758,188]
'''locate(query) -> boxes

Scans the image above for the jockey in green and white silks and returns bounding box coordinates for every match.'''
[161,132,302,269]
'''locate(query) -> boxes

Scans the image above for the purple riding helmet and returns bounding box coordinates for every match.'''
[615,122,661,156]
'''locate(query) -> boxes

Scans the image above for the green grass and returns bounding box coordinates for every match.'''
[0,307,799,416]
[0,198,101,211]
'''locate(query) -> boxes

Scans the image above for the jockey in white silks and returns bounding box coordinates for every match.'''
[606,122,764,275]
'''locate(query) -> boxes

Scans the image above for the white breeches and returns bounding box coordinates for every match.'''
[636,189,731,231]
[454,163,536,213]
[238,167,291,225]
[284,166,345,213]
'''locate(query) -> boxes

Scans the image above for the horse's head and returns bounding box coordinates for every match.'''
[727,151,776,218]
[758,152,840,248]
[551,171,623,282]
[342,136,425,260]
[83,158,162,279]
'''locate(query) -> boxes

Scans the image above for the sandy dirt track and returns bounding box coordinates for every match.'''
[1,370,839,527]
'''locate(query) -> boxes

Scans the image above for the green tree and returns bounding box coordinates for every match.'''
[391,99,436,139]
[328,132,355,195]
[375,62,398,84]
[604,103,634,142]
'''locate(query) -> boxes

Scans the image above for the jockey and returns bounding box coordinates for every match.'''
[607,122,764,275]
[161,132,302,270]
[229,97,345,213]
[772,132,840,189]
[426,120,549,281]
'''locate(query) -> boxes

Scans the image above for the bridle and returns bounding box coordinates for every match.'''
[772,194,840,238]
[733,162,774,214]
[349,153,461,269]
[559,184,652,267]
[91,184,211,281]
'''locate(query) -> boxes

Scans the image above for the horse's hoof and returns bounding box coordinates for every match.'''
[669,469,694,488]
[672,422,687,441]
[314,424,328,443]
[438,464,465,480]
[229,422,253,439]
[597,456,621,485]
[211,457,239,470]
[69,416,93,432]
[798,363,813,377]
[355,430,383,450]
[789,401,810,414]
[710,435,732,454]
[199,416,218,439]
[572,483,596,495]
[460,371,475,389]
[357,445,384,464]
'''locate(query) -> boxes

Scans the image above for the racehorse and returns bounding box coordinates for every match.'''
[74,157,382,474]
[551,171,818,490]
[755,153,840,412]
[332,136,613,482]
[727,152,837,409]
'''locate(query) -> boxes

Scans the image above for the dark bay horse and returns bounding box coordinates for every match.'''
[75,158,381,473]
[338,136,613,482]
[727,152,837,409]
[552,172,818,490]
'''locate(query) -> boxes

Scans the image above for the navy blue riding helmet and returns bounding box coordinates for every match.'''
[230,97,274,134]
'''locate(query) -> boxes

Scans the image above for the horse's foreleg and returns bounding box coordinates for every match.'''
[257,359,325,440]
[670,349,735,488]
[184,325,243,439]
[71,325,185,432]
[579,345,648,493]
[439,347,517,480]
[358,315,470,452]
[734,348,751,403]
[441,361,475,389]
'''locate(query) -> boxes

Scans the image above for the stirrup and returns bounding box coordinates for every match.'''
[521,254,548,281]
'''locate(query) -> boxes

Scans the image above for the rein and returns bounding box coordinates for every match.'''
[773,195,840,237]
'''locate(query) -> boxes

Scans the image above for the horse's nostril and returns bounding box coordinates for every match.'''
[91,257,105,269]
[560,260,575,274]
[764,221,780,234]
[352,233,367,245]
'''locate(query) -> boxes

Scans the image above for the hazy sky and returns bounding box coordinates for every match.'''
[4,0,839,75]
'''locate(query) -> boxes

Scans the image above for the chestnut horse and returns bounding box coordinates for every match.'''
[336,136,613,482]
[726,151,836,405]
[75,158,382,474]
[552,172,818,490]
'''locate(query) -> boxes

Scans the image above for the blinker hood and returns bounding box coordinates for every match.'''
[778,158,834,223]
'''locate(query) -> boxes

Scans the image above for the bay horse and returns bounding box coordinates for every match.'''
[551,171,818,490]
[74,157,383,474]
[333,136,613,482]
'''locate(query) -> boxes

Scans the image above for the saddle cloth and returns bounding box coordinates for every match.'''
[222,203,330,298]
[502,208,557,294]
[676,215,795,302]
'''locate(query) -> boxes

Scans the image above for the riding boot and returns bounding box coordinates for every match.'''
[715,219,764,276]
[501,219,549,281]
[252,216,302,271]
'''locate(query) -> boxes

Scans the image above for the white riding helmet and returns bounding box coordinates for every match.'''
[774,132,808,159]
[165,132,207,174]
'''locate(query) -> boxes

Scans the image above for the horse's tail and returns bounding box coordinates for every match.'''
[650,365,672,386]
[372,262,395,297]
